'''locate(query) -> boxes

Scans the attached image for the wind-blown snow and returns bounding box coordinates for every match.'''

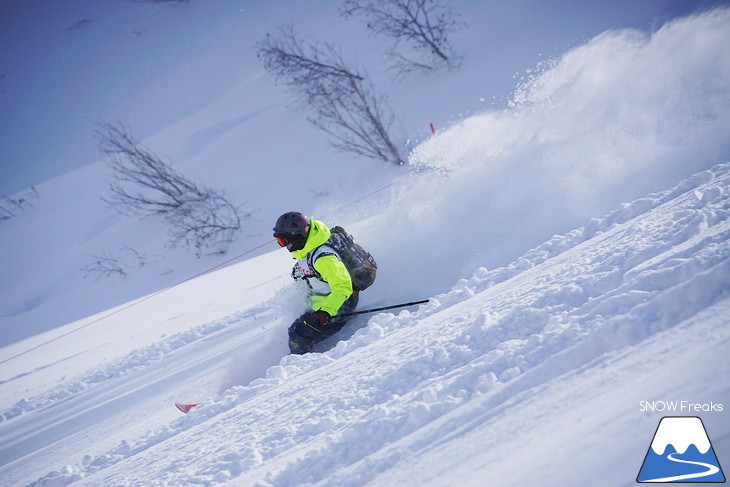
[1,6,729,487]
[377,7,730,296]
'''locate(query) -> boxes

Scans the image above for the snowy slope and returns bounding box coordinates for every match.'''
[2,5,730,487]
[3,5,730,346]
[2,163,728,486]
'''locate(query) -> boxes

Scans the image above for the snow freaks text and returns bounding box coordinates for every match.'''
[639,401,724,413]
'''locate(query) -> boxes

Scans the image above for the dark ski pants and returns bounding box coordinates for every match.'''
[288,293,359,354]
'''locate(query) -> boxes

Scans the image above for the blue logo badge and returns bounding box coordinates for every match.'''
[637,416,725,483]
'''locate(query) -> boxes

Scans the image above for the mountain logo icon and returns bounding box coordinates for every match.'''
[637,416,726,483]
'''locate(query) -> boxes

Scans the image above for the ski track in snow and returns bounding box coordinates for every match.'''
[6,163,726,487]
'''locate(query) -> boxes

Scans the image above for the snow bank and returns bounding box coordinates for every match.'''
[18,161,728,487]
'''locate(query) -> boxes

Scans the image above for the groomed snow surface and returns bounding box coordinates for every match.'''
[2,6,730,487]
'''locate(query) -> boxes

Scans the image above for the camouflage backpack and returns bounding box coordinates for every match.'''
[307,226,377,291]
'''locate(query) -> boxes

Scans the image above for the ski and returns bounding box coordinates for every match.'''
[175,402,199,414]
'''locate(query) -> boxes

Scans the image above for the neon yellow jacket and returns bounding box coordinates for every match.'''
[291,220,354,316]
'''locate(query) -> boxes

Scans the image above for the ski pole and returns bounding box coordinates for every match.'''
[339,299,430,317]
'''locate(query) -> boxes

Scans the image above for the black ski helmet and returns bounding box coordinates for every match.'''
[273,211,310,251]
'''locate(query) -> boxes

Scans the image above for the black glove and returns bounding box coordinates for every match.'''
[314,310,330,326]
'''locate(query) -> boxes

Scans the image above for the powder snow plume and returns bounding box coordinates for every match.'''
[368,8,730,302]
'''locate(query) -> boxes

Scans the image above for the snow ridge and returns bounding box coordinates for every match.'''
[26,163,729,487]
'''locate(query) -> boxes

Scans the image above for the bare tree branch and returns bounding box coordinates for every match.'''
[97,121,244,256]
[0,187,39,223]
[257,27,406,165]
[341,0,466,77]
[81,251,128,281]
[81,246,156,281]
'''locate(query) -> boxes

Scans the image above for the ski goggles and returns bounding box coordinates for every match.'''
[274,235,290,247]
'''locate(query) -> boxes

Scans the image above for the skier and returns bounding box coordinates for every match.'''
[273,211,359,354]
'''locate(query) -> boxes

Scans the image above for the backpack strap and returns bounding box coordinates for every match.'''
[306,244,339,282]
